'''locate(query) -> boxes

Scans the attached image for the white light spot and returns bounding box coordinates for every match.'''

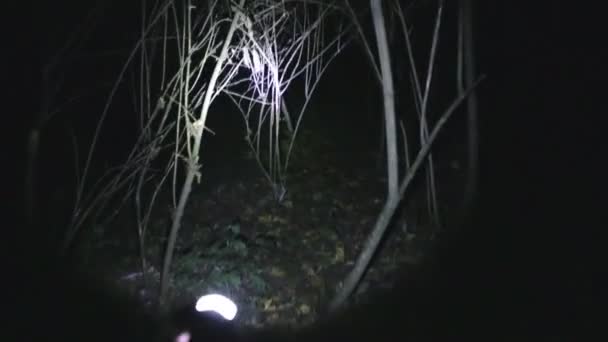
[195,294,238,321]
[175,331,191,342]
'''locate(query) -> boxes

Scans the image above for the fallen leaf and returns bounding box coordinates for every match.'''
[262,298,276,311]
[332,244,344,264]
[302,263,315,277]
[269,267,286,277]
[298,304,311,315]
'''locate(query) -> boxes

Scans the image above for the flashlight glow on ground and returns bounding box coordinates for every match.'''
[195,294,238,320]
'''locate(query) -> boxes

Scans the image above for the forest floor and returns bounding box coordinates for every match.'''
[75,106,466,329]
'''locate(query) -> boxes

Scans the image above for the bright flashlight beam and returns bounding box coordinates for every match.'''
[195,294,238,321]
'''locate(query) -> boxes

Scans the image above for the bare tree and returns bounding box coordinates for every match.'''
[59,0,346,309]
[329,0,483,311]
[458,0,479,215]
[224,1,346,201]
[25,2,108,230]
